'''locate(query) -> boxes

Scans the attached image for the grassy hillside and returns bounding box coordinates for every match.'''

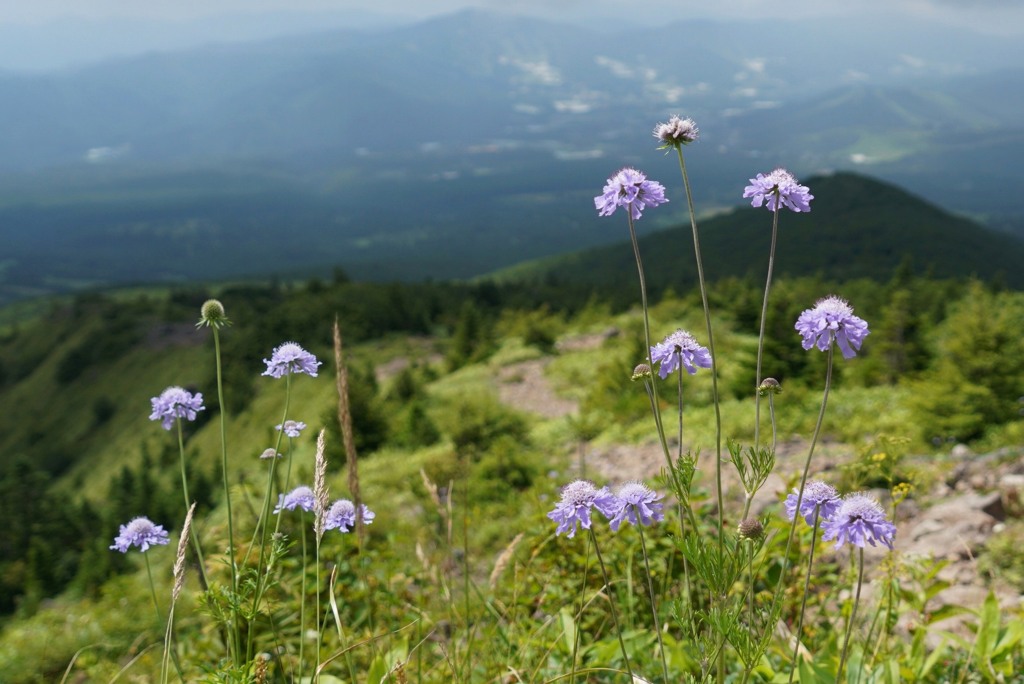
[0,272,1021,680]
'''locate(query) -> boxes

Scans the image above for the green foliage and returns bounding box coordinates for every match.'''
[910,282,1024,441]
[443,392,529,459]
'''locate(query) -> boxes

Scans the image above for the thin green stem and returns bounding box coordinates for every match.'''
[770,348,834,648]
[837,549,866,683]
[145,553,162,623]
[588,527,634,681]
[768,393,778,454]
[638,524,670,683]
[754,204,780,449]
[246,373,292,662]
[788,507,821,683]
[674,147,724,554]
[298,518,308,680]
[677,364,684,461]
[211,326,241,666]
[175,420,209,588]
[570,540,592,684]
[626,213,673,467]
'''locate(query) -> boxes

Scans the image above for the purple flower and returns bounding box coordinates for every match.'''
[275,485,316,514]
[547,480,620,539]
[795,295,870,359]
[324,499,375,533]
[608,481,665,532]
[263,342,321,378]
[650,329,712,379]
[110,517,170,553]
[785,480,841,526]
[275,420,308,438]
[654,115,699,148]
[742,168,813,213]
[149,386,205,430]
[821,493,897,550]
[594,168,668,221]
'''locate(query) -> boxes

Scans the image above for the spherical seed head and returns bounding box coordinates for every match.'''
[654,115,699,148]
[631,363,652,381]
[758,377,782,396]
[737,517,764,541]
[197,298,230,329]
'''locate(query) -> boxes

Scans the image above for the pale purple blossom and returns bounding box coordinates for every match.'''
[110,517,170,553]
[785,480,841,526]
[795,296,870,359]
[821,493,897,550]
[743,168,813,213]
[276,420,308,438]
[262,342,321,378]
[594,167,668,221]
[547,480,620,539]
[654,115,699,147]
[149,386,204,430]
[650,329,712,379]
[608,481,665,532]
[324,499,375,533]
[275,486,316,514]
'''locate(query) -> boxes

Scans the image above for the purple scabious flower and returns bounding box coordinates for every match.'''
[110,517,170,553]
[275,485,316,514]
[795,295,870,359]
[149,386,205,430]
[785,480,841,526]
[608,481,665,532]
[262,342,321,378]
[324,499,375,533]
[276,420,308,438]
[654,115,699,148]
[821,493,897,550]
[742,168,813,213]
[594,167,668,221]
[547,480,620,539]
[650,329,712,379]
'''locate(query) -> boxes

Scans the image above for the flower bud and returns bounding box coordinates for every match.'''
[737,517,764,541]
[197,298,230,329]
[631,363,652,381]
[757,377,782,396]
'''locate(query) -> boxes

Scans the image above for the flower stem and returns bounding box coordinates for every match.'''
[674,147,724,552]
[246,373,292,662]
[298,517,308,680]
[588,527,634,681]
[625,213,672,465]
[837,548,865,683]
[211,326,241,666]
[145,553,162,623]
[570,540,592,684]
[175,420,209,589]
[788,507,821,683]
[771,348,834,642]
[754,204,780,448]
[638,524,670,683]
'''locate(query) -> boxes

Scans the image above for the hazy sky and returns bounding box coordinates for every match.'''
[3,0,1024,33]
[0,0,1021,72]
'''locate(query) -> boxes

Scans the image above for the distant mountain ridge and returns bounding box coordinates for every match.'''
[0,9,1022,304]
[499,172,1024,293]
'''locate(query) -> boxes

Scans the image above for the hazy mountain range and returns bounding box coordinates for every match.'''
[0,9,1022,304]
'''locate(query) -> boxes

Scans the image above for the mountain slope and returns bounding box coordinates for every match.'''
[501,172,1024,295]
